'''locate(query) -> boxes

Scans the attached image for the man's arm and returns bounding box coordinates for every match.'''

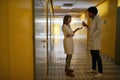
[91,17,103,38]
[82,21,90,30]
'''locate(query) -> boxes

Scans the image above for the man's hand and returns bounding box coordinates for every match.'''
[82,21,88,28]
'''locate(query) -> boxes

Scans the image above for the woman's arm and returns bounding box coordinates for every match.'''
[73,27,83,33]
[62,25,74,36]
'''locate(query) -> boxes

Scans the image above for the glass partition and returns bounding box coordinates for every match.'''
[34,0,54,80]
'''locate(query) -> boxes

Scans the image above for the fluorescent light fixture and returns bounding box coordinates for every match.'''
[61,6,73,9]
[69,12,77,14]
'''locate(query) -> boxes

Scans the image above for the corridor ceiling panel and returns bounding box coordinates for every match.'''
[35,0,104,17]
[53,0,104,17]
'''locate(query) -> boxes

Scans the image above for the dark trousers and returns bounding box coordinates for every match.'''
[90,50,103,73]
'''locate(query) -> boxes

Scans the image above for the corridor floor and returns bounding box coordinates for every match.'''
[36,38,120,80]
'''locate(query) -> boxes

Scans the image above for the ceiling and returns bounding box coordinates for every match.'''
[34,0,104,18]
[53,0,104,17]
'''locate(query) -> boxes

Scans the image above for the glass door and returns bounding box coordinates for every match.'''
[34,0,47,80]
[34,0,54,80]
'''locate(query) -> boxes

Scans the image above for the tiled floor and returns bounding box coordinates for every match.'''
[36,38,120,80]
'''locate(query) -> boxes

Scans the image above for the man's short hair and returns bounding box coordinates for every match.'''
[87,6,98,15]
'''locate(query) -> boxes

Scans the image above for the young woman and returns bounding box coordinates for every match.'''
[62,15,82,77]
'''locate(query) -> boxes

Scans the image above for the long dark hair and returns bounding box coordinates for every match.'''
[63,15,71,25]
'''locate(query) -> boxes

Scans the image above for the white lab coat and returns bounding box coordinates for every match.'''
[88,15,103,50]
[62,24,74,54]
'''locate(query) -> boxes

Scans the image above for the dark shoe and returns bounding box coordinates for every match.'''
[65,69,74,72]
[66,72,75,77]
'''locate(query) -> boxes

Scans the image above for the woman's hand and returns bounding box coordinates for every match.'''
[76,27,83,31]
[77,27,83,30]
[73,27,83,33]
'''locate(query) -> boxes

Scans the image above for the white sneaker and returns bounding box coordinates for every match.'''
[86,69,96,73]
[94,73,103,78]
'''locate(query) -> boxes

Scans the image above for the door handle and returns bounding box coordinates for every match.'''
[40,40,48,42]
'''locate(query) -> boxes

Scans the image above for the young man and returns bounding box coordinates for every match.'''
[82,6,103,78]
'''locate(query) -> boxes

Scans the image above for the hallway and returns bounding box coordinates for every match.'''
[1,0,120,80]
[36,38,120,80]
